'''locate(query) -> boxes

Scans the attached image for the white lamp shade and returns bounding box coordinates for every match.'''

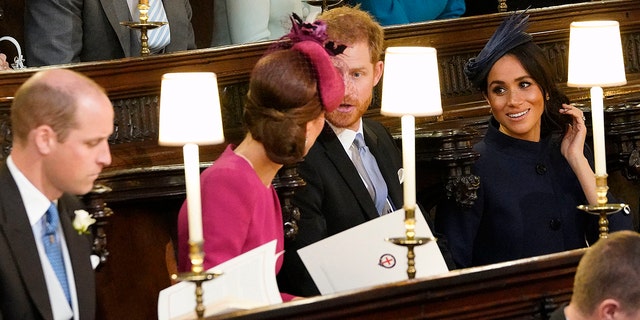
[158,72,226,146]
[381,47,443,117]
[567,21,627,88]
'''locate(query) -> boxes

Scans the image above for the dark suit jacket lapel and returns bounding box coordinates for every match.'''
[318,124,380,221]
[58,195,96,319]
[100,0,135,56]
[0,164,53,319]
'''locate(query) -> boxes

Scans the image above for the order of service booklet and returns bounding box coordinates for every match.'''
[157,239,282,320]
[297,207,449,295]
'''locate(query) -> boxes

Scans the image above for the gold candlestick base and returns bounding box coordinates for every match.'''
[577,174,629,239]
[120,3,167,56]
[171,242,222,320]
[386,206,435,279]
[120,21,167,56]
[386,236,434,279]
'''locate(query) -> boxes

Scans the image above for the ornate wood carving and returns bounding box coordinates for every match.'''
[272,164,306,240]
[599,100,640,180]
[0,108,9,162]
[82,184,114,266]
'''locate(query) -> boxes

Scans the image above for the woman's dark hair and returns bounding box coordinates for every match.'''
[244,49,323,165]
[480,41,572,136]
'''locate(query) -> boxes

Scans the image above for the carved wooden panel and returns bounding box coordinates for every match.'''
[0,108,9,162]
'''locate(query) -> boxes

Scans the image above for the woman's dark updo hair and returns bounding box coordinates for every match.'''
[482,42,572,136]
[244,49,324,165]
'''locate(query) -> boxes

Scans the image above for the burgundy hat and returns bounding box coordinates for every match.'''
[269,13,347,112]
[292,41,344,112]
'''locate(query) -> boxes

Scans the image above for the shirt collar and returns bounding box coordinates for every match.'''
[6,155,54,226]
[328,118,364,154]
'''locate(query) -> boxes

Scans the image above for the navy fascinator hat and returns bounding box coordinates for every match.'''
[464,11,533,89]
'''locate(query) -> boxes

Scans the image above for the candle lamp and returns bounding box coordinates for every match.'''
[120,0,167,56]
[567,21,628,238]
[380,47,443,279]
[159,72,226,319]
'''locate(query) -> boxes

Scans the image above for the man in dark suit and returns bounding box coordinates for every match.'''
[276,5,406,297]
[24,0,196,67]
[0,69,113,319]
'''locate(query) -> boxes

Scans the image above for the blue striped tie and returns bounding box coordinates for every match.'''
[43,203,71,305]
[147,0,171,53]
[352,133,390,215]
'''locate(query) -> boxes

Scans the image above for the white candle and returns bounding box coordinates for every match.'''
[183,143,204,243]
[401,115,416,210]
[590,86,607,176]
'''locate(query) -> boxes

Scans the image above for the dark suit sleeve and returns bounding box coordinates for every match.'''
[25,0,84,66]
[165,0,196,51]
[182,0,196,49]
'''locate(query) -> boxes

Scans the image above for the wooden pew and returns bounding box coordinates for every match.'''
[0,1,639,319]
[215,249,584,320]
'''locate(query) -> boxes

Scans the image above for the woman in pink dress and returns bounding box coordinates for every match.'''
[177,16,345,301]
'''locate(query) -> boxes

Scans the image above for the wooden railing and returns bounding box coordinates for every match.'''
[0,1,638,318]
[215,249,584,320]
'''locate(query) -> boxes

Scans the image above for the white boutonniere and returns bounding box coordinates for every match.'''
[73,210,96,235]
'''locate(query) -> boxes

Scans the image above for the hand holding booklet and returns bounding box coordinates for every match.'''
[298,207,449,295]
[157,240,283,320]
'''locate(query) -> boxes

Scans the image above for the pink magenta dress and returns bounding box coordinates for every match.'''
[177,145,293,300]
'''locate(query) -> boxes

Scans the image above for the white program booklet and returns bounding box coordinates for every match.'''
[298,207,449,295]
[157,240,283,320]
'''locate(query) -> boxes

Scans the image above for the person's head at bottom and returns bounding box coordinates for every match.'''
[564,230,640,320]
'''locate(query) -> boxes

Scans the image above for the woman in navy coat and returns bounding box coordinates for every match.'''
[435,12,633,269]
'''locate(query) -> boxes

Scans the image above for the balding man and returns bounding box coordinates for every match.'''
[0,69,113,319]
[550,230,640,320]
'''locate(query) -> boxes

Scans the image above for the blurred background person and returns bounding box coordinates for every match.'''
[348,0,465,26]
[211,0,321,46]
[0,53,10,70]
[24,0,196,66]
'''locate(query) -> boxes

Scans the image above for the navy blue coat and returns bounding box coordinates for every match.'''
[435,118,633,268]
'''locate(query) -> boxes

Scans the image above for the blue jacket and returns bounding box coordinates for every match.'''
[350,0,466,26]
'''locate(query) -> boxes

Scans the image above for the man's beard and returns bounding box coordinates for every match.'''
[325,95,372,129]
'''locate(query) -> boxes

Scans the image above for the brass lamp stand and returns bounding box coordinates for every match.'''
[577,175,628,239]
[120,2,167,56]
[386,207,435,279]
[497,0,508,12]
[171,242,222,320]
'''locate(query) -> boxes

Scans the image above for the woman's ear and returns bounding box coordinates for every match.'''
[482,92,492,113]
